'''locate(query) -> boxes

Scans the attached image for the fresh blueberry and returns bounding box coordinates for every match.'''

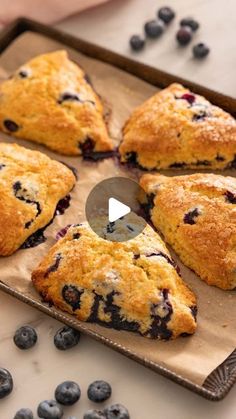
[104,404,130,419]
[144,19,164,38]
[180,17,199,31]
[84,411,106,419]
[13,326,37,350]
[158,6,175,24]
[55,380,81,405]
[0,368,13,399]
[87,380,112,403]
[193,43,210,58]
[176,26,192,45]
[54,326,80,350]
[129,35,145,51]
[3,119,19,132]
[14,408,34,419]
[37,400,63,419]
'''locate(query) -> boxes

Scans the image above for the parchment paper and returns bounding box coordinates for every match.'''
[0,32,235,386]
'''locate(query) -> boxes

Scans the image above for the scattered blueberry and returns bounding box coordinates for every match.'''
[180,17,199,31]
[87,380,112,403]
[158,6,175,24]
[3,119,19,132]
[55,380,81,405]
[13,326,37,350]
[176,26,192,45]
[14,408,34,419]
[144,19,164,38]
[84,411,106,419]
[0,368,13,399]
[37,400,63,419]
[193,42,210,58]
[54,326,80,350]
[104,404,130,419]
[129,35,145,51]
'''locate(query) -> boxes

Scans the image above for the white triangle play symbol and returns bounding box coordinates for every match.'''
[108,197,131,223]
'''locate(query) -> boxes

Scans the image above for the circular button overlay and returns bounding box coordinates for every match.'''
[85,177,147,242]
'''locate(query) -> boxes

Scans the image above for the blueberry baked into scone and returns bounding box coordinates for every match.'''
[0,51,113,157]
[0,143,76,256]
[140,172,236,290]
[119,83,236,170]
[32,213,197,339]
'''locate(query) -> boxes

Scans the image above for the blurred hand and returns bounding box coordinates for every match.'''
[0,0,111,26]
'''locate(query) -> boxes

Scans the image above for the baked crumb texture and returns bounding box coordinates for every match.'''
[32,213,197,340]
[0,51,113,155]
[120,83,236,170]
[140,172,236,290]
[0,142,76,255]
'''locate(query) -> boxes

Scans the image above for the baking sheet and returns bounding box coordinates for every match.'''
[0,31,235,386]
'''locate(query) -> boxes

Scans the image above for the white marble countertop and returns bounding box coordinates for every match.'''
[1,0,236,417]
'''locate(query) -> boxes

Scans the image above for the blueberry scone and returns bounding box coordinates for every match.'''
[119,83,236,170]
[0,143,76,255]
[0,51,113,157]
[140,172,236,290]
[32,213,197,340]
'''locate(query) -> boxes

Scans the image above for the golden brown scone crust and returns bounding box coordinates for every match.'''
[32,213,197,340]
[120,83,236,170]
[0,142,76,255]
[140,172,236,290]
[0,51,113,155]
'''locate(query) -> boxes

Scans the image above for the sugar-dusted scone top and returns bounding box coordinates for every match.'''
[0,142,76,255]
[32,213,197,340]
[140,172,236,290]
[0,51,113,156]
[120,83,236,170]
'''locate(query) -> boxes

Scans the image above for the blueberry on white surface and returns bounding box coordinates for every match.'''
[176,26,193,45]
[54,326,80,350]
[84,411,106,419]
[180,17,199,31]
[158,6,175,24]
[14,408,34,419]
[37,400,63,419]
[193,43,210,58]
[55,380,81,405]
[104,404,130,419]
[13,326,37,350]
[129,35,145,51]
[87,380,112,403]
[144,19,164,38]
[0,368,13,399]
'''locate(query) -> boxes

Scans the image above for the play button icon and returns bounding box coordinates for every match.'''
[85,177,146,242]
[108,198,130,222]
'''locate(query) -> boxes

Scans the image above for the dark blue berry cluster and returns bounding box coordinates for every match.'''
[129,6,210,59]
[2,324,129,418]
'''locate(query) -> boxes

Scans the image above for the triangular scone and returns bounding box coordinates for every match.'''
[0,51,113,156]
[120,83,236,170]
[140,173,236,290]
[0,143,76,255]
[32,213,197,340]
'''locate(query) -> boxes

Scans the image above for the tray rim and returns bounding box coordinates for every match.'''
[0,17,235,402]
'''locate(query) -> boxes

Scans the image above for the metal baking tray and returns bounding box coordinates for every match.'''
[0,17,235,401]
